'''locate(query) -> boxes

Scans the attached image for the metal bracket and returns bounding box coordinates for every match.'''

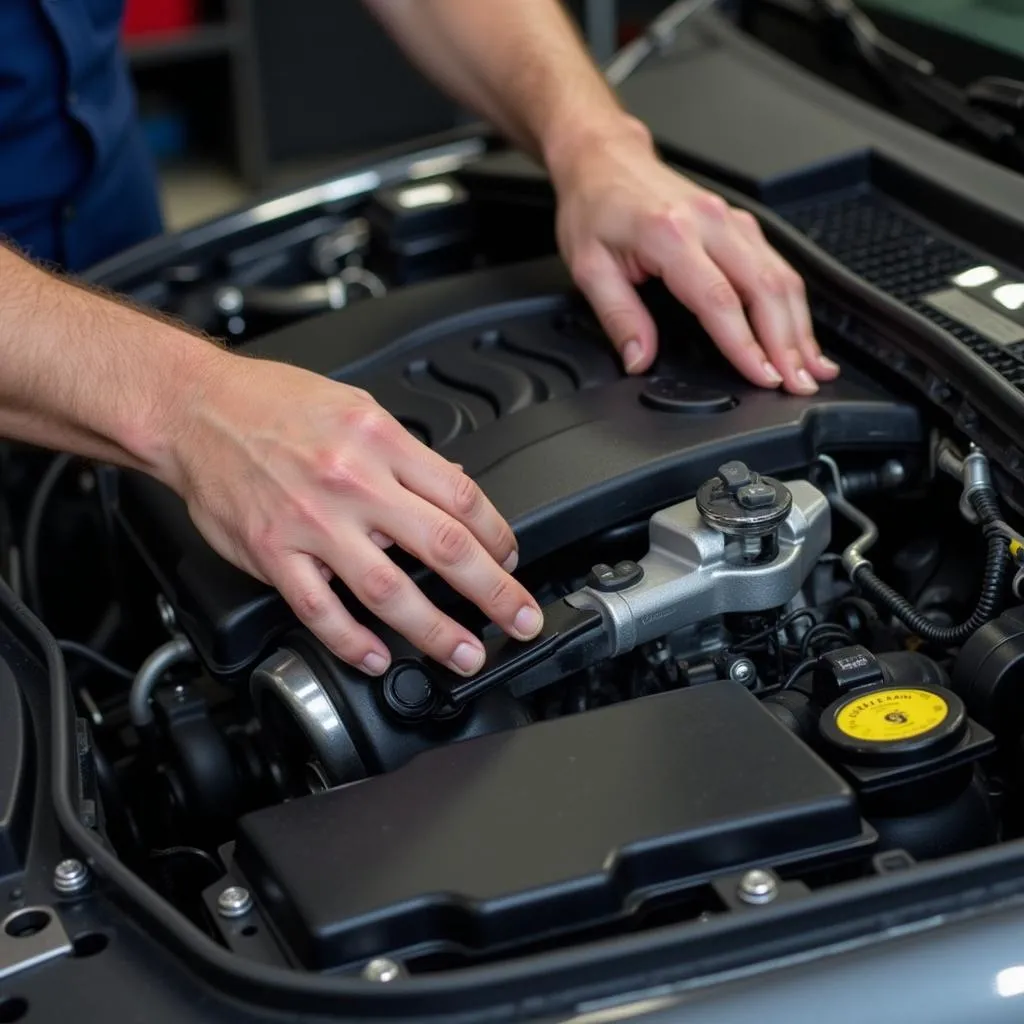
[0,906,72,980]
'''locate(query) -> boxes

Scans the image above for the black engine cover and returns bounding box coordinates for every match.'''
[116,255,923,676]
[230,681,871,970]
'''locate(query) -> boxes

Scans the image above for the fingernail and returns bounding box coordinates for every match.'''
[513,605,543,639]
[502,549,519,573]
[819,356,840,373]
[623,339,644,372]
[361,651,390,676]
[796,368,819,393]
[451,642,485,675]
[763,362,783,385]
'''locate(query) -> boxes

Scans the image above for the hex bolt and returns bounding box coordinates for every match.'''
[53,858,89,895]
[737,869,779,905]
[216,886,253,918]
[362,957,405,983]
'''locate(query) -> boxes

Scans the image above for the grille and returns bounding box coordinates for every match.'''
[780,189,1024,393]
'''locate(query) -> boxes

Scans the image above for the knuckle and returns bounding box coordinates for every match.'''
[704,279,742,313]
[756,266,787,298]
[421,617,448,651]
[311,450,367,495]
[361,563,403,607]
[732,208,761,234]
[451,473,482,519]
[487,574,515,609]
[428,517,474,568]
[693,191,729,221]
[344,404,396,446]
[649,207,694,245]
[292,587,331,623]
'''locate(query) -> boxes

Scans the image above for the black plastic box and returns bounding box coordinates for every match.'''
[233,681,870,969]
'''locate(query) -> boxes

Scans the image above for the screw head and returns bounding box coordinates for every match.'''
[53,858,89,895]
[737,869,779,905]
[216,886,253,918]
[362,957,404,983]
[729,658,755,684]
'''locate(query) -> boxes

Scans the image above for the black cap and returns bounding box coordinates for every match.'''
[696,461,792,537]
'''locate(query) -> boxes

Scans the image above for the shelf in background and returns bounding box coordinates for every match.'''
[125,24,240,68]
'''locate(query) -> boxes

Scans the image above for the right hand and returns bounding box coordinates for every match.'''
[165,353,544,677]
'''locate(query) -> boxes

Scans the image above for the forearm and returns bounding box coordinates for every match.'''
[0,244,223,482]
[361,0,650,176]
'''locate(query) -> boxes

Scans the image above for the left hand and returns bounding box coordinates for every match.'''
[548,120,839,395]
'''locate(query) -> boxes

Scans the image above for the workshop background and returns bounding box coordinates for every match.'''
[133,0,1023,231]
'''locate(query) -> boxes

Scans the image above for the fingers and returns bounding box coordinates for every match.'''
[702,222,818,395]
[394,446,521,571]
[272,553,391,676]
[373,486,544,645]
[730,210,839,384]
[656,246,784,390]
[570,244,657,374]
[324,533,499,677]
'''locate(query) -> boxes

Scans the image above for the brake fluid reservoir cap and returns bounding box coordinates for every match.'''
[696,461,792,536]
[820,685,967,767]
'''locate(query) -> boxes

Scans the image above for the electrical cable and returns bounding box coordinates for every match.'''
[782,657,819,691]
[800,623,855,658]
[57,639,135,683]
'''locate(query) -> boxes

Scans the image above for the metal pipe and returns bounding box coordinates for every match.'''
[816,455,879,576]
[129,636,195,729]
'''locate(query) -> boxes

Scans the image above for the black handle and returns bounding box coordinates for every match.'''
[441,601,604,708]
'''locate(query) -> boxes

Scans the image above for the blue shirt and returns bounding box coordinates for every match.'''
[0,0,163,271]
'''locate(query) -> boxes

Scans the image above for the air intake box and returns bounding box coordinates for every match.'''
[231,681,872,970]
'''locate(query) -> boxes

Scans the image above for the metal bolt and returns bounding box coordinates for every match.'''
[737,869,779,905]
[156,595,177,632]
[216,886,253,918]
[881,459,906,488]
[53,859,89,895]
[362,957,405,983]
[729,657,755,686]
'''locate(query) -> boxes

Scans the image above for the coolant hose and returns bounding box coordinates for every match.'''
[128,636,195,729]
[851,487,1010,645]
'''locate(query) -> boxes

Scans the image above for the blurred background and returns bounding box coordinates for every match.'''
[131,0,1024,230]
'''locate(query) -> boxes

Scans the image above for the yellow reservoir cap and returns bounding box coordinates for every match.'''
[835,688,949,743]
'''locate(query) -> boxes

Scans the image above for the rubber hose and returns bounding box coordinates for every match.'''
[852,489,1010,645]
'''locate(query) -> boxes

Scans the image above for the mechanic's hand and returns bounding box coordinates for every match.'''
[549,122,839,394]
[169,356,543,677]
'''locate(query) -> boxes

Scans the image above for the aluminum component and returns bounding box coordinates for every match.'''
[362,957,405,983]
[52,859,89,896]
[217,887,253,919]
[128,636,196,729]
[959,448,993,524]
[251,649,367,785]
[566,480,830,657]
[737,869,779,905]
[817,455,879,576]
[0,907,72,980]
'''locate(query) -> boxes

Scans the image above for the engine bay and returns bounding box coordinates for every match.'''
[10,6,1024,1019]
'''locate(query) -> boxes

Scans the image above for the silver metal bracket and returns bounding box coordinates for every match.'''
[566,480,831,657]
[0,906,72,980]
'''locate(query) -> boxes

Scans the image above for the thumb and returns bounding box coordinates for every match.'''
[571,245,657,374]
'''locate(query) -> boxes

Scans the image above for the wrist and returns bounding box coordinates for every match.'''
[121,325,236,491]
[544,112,654,189]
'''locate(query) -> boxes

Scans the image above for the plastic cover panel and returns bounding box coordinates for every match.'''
[233,682,867,969]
